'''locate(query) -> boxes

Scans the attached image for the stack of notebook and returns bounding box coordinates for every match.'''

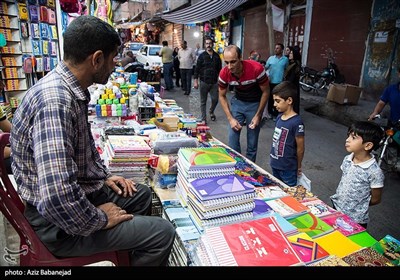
[186,174,256,230]
[104,135,151,184]
[177,146,237,179]
[175,147,256,230]
[175,147,237,206]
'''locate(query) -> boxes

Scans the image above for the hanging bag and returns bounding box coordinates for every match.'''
[297,173,312,191]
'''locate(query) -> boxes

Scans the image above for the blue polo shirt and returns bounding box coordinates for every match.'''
[266,55,289,84]
[380,82,400,124]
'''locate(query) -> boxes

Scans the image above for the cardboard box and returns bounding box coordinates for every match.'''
[326,83,362,105]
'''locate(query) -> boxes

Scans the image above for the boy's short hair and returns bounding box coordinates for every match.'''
[272,81,297,100]
[348,121,384,151]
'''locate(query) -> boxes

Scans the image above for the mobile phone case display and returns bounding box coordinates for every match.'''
[27,0,59,74]
[0,1,26,93]
[1,0,60,106]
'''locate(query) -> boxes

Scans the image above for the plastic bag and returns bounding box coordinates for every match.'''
[297,173,312,191]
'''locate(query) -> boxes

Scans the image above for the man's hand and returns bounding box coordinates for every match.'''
[249,115,261,129]
[368,113,379,121]
[105,175,137,197]
[98,202,133,229]
[193,79,199,89]
[229,118,242,131]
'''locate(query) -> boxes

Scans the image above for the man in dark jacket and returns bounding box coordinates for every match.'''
[194,37,222,123]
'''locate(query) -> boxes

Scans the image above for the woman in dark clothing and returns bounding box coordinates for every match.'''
[284,48,302,114]
[173,47,181,87]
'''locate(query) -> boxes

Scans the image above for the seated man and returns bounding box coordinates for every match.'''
[119,50,135,67]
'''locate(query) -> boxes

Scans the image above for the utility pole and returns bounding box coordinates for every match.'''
[266,0,275,55]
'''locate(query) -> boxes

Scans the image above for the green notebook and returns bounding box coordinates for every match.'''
[347,231,377,247]
[178,147,236,170]
[288,212,334,238]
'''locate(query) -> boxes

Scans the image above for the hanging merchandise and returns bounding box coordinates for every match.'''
[204,22,211,33]
[94,0,112,25]
[18,3,29,21]
[59,0,79,14]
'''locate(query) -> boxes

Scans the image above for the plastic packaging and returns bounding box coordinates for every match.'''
[128,88,138,114]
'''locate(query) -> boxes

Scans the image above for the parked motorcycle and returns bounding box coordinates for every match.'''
[299,62,344,92]
[372,115,400,175]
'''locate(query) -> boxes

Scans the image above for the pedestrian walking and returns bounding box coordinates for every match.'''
[194,37,222,123]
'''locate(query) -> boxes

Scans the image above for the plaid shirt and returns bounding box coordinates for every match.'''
[11,61,110,236]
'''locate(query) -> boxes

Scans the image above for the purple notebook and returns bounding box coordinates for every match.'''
[189,174,255,201]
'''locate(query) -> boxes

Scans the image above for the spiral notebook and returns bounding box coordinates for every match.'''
[189,210,254,231]
[188,174,255,201]
[177,161,235,179]
[178,147,237,171]
[187,190,256,210]
[188,199,256,219]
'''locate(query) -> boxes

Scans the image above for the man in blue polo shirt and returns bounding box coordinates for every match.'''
[368,66,400,127]
[265,43,289,120]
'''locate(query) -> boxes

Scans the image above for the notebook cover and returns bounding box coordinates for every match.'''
[314,230,362,258]
[320,211,366,237]
[288,235,330,263]
[347,231,377,247]
[342,247,394,266]
[371,234,400,266]
[204,216,302,266]
[178,147,236,170]
[300,197,337,218]
[189,174,255,201]
[288,212,334,238]
[265,196,309,219]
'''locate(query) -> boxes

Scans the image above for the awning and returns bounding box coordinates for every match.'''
[161,0,248,24]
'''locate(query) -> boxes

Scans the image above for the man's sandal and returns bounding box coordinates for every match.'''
[210,113,216,121]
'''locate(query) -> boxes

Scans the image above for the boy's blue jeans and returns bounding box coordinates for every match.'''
[228,96,261,163]
[271,168,298,187]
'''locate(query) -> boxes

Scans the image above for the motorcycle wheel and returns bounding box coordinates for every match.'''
[300,75,313,92]
[318,79,327,90]
[374,144,398,176]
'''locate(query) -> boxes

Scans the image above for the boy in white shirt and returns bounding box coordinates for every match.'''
[330,121,385,229]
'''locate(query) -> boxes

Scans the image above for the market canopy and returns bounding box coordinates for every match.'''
[161,0,248,24]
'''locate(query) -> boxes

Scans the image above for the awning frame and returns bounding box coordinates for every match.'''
[161,0,248,24]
